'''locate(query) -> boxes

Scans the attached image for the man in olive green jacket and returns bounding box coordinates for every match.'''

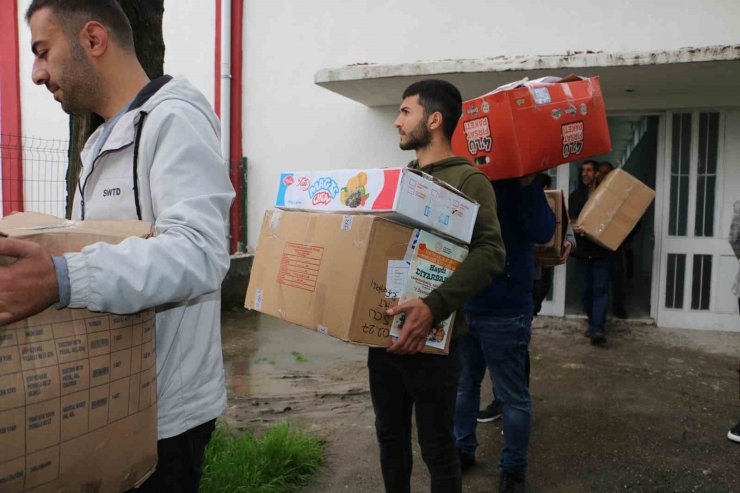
[369,79,505,493]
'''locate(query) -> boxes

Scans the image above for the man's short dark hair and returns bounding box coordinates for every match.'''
[539,173,552,189]
[599,161,615,172]
[402,79,463,141]
[26,0,134,52]
[582,159,598,171]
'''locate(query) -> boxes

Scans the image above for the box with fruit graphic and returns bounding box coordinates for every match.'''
[275,168,479,244]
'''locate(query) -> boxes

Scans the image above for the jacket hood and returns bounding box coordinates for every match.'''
[130,74,220,137]
[408,156,474,174]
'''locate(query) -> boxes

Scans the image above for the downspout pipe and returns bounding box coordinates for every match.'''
[220,0,232,249]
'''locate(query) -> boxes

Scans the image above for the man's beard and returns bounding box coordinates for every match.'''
[399,120,432,151]
[55,42,101,115]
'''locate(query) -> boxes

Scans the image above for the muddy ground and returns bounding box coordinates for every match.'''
[220,310,740,493]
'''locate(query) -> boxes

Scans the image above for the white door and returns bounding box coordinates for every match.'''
[656,110,739,331]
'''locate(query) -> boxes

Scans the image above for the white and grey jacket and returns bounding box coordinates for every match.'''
[57,75,234,439]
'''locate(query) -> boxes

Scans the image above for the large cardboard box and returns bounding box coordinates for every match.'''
[245,210,468,355]
[0,212,157,493]
[451,75,612,181]
[535,190,570,266]
[576,169,655,251]
[275,168,479,244]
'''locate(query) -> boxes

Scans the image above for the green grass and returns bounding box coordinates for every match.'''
[200,423,324,493]
[291,351,308,363]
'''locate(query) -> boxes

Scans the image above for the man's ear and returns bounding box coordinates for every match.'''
[80,21,109,58]
[428,111,443,131]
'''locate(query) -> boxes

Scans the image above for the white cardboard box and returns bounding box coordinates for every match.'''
[275,168,479,244]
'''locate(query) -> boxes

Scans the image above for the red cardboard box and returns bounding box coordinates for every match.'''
[451,75,612,181]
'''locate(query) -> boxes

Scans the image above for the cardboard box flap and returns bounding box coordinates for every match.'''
[0,212,153,240]
[405,168,478,205]
[488,74,587,95]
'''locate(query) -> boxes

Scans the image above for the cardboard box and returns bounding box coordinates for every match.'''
[0,212,157,493]
[275,168,479,244]
[389,230,467,351]
[245,210,468,355]
[535,190,570,266]
[451,75,612,181]
[576,169,655,251]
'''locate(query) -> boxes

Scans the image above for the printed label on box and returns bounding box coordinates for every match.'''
[386,261,411,298]
[277,243,324,292]
[390,231,468,350]
[254,289,263,310]
[341,215,354,231]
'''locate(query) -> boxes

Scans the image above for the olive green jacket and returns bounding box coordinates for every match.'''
[409,157,506,339]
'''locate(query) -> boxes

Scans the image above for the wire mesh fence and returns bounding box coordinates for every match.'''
[1,133,70,218]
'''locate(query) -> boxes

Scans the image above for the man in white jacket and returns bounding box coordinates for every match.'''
[0,1,234,491]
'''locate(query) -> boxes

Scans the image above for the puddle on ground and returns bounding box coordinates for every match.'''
[220,310,368,400]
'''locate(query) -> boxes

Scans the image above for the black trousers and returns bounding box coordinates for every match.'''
[136,419,217,493]
[368,343,462,493]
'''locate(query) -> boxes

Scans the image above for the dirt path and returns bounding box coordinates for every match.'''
[220,311,740,492]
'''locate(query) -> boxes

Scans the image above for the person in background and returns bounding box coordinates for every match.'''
[477,174,576,426]
[728,199,740,443]
[570,160,612,345]
[455,173,556,493]
[369,79,506,493]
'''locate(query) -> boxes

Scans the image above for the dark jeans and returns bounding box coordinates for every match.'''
[136,419,217,493]
[368,343,462,493]
[455,313,532,476]
[577,257,614,333]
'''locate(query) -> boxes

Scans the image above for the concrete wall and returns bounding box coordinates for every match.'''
[243,0,740,247]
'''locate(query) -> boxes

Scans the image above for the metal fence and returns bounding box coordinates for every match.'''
[0,133,69,218]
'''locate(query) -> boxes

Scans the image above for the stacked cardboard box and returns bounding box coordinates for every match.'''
[0,212,157,493]
[451,75,612,181]
[246,169,478,355]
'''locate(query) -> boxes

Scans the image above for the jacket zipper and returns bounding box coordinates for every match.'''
[78,141,133,220]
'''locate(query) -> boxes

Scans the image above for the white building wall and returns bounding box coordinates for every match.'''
[243,0,740,247]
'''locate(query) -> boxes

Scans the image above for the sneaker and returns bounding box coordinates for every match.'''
[477,401,503,423]
[590,329,607,345]
[458,448,476,473]
[499,473,526,493]
[728,422,740,443]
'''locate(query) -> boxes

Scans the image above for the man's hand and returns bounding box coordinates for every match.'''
[386,299,433,355]
[558,240,573,264]
[572,224,586,236]
[0,238,59,326]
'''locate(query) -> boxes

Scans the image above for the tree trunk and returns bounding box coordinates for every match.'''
[66,0,165,218]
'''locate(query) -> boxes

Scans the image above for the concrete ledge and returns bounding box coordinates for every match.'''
[315,45,740,109]
[222,253,253,311]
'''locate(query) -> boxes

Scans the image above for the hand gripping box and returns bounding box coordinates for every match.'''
[0,212,157,493]
[576,169,655,251]
[275,168,479,244]
[451,75,612,181]
[245,210,468,355]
